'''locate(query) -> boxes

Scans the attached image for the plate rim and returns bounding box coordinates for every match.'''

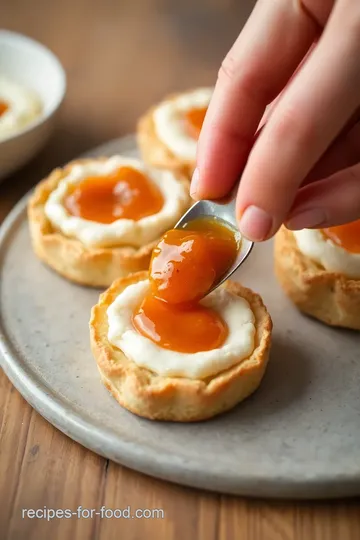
[1,137,360,499]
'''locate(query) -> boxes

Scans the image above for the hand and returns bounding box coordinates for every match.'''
[190,0,360,241]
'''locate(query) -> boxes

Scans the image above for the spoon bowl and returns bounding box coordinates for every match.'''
[175,197,254,294]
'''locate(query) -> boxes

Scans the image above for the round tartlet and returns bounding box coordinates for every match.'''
[137,88,211,178]
[274,226,360,330]
[90,271,272,422]
[28,158,190,288]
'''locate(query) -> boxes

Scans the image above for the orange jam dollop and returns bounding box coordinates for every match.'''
[323,220,360,254]
[132,217,240,353]
[64,166,164,224]
[184,107,207,139]
[0,100,9,117]
[132,294,228,353]
[150,218,239,304]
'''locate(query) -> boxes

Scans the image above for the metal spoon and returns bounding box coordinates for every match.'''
[175,192,254,294]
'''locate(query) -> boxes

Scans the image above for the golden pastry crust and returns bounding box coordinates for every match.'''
[274,226,360,330]
[137,92,199,178]
[90,271,272,422]
[28,158,190,288]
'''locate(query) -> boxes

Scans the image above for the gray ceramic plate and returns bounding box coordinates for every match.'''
[1,136,360,499]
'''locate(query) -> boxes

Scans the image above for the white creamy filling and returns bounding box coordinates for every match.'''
[0,76,42,140]
[107,280,256,380]
[44,156,189,249]
[153,87,213,161]
[293,229,360,279]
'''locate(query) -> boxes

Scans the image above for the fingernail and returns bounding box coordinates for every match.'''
[238,205,273,242]
[190,168,200,199]
[286,208,327,230]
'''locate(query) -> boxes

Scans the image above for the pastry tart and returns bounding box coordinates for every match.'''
[137,87,212,178]
[28,156,190,287]
[90,271,272,422]
[275,225,360,330]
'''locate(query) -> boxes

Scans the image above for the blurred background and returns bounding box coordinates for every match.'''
[2,0,256,184]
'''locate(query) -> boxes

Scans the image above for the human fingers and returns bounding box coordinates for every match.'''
[236,0,360,241]
[190,0,321,200]
[286,162,360,229]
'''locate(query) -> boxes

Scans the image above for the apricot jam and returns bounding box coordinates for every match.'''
[323,220,360,254]
[132,217,240,353]
[64,166,164,224]
[184,107,207,139]
[132,294,228,353]
[0,101,9,117]
[150,218,239,304]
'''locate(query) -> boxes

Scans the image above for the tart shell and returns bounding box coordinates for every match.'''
[90,271,272,422]
[137,94,197,178]
[274,226,360,330]
[28,159,189,288]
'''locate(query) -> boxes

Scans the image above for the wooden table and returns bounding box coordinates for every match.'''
[1,1,360,538]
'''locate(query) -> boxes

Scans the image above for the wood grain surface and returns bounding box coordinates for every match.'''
[1,1,360,538]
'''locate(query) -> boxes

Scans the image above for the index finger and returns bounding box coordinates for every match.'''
[191,0,322,200]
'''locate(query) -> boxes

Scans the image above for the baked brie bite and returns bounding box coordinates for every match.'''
[275,222,360,330]
[28,156,190,287]
[90,218,272,421]
[137,87,212,177]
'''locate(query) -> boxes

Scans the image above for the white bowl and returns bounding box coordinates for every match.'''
[0,30,66,180]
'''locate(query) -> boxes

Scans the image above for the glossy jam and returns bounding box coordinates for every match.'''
[184,107,207,139]
[323,220,360,254]
[132,294,228,353]
[132,218,239,353]
[0,101,9,117]
[150,218,239,304]
[64,166,164,224]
